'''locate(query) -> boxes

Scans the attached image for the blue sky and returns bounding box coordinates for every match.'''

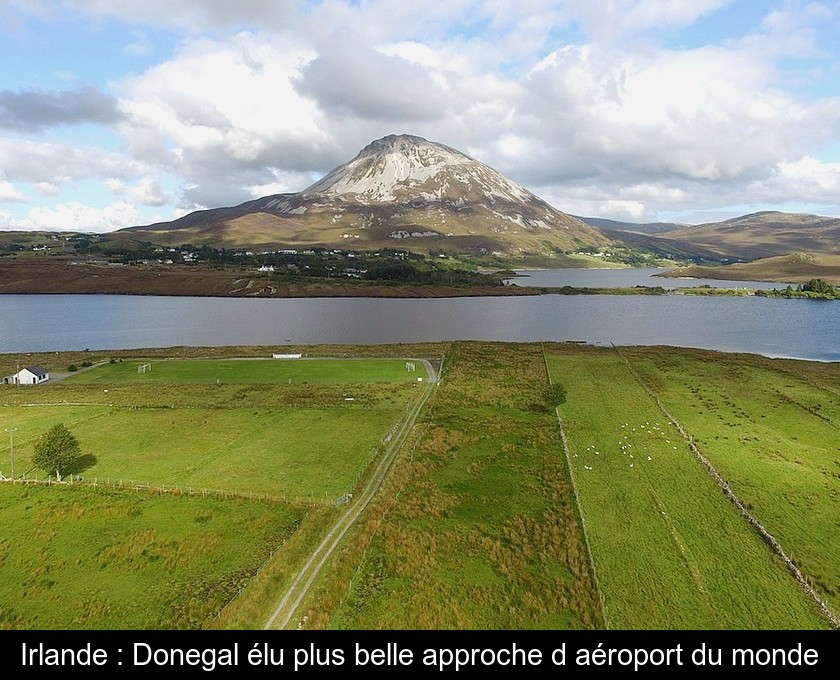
[1,0,839,232]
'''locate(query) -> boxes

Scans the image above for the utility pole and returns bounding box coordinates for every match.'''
[5,428,17,479]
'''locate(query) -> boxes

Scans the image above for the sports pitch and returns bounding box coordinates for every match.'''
[64,357,428,385]
[5,357,429,498]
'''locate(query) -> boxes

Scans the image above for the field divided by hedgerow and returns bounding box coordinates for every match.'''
[315,342,604,630]
[546,344,828,629]
[621,346,840,617]
[2,344,835,630]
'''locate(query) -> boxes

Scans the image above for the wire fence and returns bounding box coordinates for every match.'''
[1,395,418,511]
[0,475,328,508]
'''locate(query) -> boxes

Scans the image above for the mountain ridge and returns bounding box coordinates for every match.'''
[115,136,840,263]
[120,134,608,257]
[659,210,840,259]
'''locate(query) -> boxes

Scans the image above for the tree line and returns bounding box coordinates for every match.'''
[756,278,839,299]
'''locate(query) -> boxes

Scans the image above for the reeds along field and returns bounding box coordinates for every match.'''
[315,342,604,630]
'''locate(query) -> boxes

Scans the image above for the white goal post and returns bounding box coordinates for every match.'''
[137,363,152,374]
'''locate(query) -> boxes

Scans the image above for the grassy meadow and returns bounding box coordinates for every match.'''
[308,342,604,630]
[0,483,304,629]
[546,345,827,628]
[0,353,432,629]
[1,404,399,498]
[622,346,840,616]
[0,343,836,630]
[63,357,428,385]
[2,357,426,498]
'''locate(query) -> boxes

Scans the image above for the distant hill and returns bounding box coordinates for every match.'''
[575,216,686,235]
[658,252,840,285]
[597,228,727,262]
[659,211,840,260]
[119,134,609,259]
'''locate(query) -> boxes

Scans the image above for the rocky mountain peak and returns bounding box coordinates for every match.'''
[302,133,533,206]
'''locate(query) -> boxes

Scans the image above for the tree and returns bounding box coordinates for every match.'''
[545,383,567,408]
[33,423,81,481]
[802,278,835,296]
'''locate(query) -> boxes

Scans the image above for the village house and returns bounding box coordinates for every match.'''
[4,366,50,385]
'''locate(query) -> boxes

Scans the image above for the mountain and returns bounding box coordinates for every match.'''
[121,134,608,258]
[659,211,840,260]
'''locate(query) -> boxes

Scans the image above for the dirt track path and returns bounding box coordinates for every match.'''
[263,376,437,630]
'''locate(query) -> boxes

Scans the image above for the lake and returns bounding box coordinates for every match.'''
[504,268,793,289]
[0,291,836,362]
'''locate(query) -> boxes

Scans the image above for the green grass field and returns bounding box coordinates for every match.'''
[64,357,428,385]
[317,343,603,630]
[0,483,305,629]
[546,345,829,629]
[2,404,400,498]
[1,344,836,631]
[622,346,840,616]
[0,353,434,629]
[2,357,428,498]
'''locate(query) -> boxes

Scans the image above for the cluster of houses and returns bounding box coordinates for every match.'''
[3,366,50,385]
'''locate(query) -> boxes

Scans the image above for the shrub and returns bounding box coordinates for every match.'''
[546,383,567,408]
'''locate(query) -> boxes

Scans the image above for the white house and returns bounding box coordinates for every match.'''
[4,366,50,385]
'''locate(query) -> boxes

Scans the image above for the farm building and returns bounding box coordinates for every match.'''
[3,365,50,385]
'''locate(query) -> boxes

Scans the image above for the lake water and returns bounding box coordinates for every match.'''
[505,268,793,289]
[0,291,837,362]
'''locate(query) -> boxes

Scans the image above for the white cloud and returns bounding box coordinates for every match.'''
[559,0,734,41]
[11,0,302,32]
[107,177,171,207]
[0,180,27,202]
[734,2,831,60]
[478,37,840,202]
[773,156,840,198]
[249,168,319,197]
[0,85,121,132]
[14,201,139,232]
[3,0,840,227]
[124,29,154,57]
[0,137,145,185]
[296,30,451,123]
[115,32,332,208]
[35,182,61,197]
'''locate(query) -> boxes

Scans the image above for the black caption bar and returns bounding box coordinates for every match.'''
[2,630,836,676]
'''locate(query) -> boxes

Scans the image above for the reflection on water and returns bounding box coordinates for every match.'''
[0,293,836,362]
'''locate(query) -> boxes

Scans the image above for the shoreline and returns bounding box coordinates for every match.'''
[1,259,832,299]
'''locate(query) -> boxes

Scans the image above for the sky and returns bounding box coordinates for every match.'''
[1,0,839,233]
